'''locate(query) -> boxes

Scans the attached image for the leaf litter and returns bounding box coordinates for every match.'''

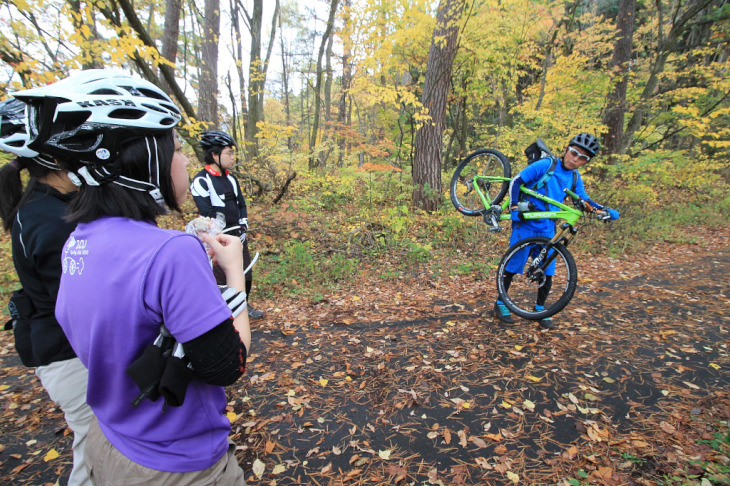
[0,231,728,484]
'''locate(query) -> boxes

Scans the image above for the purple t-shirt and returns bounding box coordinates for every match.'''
[55,217,234,472]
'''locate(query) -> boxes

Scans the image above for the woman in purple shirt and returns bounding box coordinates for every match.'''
[15,70,251,485]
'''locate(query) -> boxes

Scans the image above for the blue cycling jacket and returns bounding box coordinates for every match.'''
[508,157,600,236]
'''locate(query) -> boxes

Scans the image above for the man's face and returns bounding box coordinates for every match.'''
[563,145,591,170]
[214,146,236,170]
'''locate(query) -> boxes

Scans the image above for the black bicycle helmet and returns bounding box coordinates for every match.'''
[14,69,181,165]
[200,130,236,150]
[0,97,36,158]
[569,133,600,157]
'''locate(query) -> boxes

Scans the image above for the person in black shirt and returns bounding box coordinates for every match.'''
[0,97,93,486]
[190,130,265,319]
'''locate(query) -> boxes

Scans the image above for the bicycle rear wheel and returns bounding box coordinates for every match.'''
[496,237,577,320]
[450,149,511,216]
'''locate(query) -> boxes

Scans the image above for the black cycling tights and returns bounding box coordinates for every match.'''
[500,271,553,307]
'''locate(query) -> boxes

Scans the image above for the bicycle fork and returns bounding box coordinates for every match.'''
[528,225,577,278]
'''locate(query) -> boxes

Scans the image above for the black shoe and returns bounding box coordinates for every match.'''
[493,301,514,324]
[534,306,554,329]
[247,305,265,319]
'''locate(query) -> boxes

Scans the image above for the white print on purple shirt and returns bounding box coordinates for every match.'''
[62,235,88,276]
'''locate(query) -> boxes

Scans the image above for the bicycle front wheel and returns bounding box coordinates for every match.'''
[496,237,577,320]
[450,149,511,216]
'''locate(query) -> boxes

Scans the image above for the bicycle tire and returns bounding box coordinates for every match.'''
[496,236,578,320]
[450,149,511,216]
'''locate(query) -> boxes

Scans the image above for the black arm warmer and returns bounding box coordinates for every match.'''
[183,318,247,387]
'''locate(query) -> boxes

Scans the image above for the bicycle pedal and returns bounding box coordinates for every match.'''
[487,226,503,233]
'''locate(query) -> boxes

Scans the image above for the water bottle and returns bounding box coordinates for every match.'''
[516,201,535,212]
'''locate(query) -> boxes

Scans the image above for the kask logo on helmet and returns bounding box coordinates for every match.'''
[76,99,138,108]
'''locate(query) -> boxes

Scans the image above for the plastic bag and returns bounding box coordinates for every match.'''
[185,213,226,251]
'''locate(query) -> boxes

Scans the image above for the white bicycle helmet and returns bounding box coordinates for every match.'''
[0,97,58,169]
[14,69,181,165]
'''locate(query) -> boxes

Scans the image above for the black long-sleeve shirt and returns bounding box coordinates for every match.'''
[11,183,77,367]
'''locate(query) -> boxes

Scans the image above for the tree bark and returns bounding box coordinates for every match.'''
[324,32,334,124]
[102,0,197,120]
[278,7,292,150]
[230,0,248,127]
[337,0,353,166]
[308,0,340,170]
[198,0,220,127]
[159,0,182,94]
[412,0,465,212]
[67,0,104,69]
[258,0,280,115]
[602,0,636,159]
[621,0,715,153]
[245,0,263,161]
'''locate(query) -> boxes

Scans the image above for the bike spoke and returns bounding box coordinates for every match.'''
[450,149,510,216]
[497,237,577,320]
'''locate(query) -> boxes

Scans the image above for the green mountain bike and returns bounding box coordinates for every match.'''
[449,148,611,320]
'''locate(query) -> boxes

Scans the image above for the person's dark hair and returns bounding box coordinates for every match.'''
[0,158,56,232]
[203,146,226,166]
[66,131,180,224]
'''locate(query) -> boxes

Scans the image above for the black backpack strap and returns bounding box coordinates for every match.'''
[572,170,578,192]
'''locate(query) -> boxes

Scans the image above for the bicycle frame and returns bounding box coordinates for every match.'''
[469,175,584,236]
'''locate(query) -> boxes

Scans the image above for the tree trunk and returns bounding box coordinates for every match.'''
[67,0,104,69]
[324,32,334,124]
[278,8,292,151]
[412,0,465,212]
[308,0,340,170]
[257,0,280,117]
[245,0,264,161]
[198,0,220,127]
[602,0,636,159]
[159,0,182,94]
[337,0,353,166]
[621,0,715,152]
[230,0,248,130]
[101,0,197,120]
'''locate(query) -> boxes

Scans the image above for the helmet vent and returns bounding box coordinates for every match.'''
[142,103,166,114]
[136,88,168,101]
[90,88,123,96]
[108,108,145,120]
[159,103,181,115]
[51,111,91,135]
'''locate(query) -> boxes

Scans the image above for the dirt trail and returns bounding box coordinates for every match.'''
[1,240,728,485]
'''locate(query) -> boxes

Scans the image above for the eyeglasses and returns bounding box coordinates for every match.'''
[221,149,236,157]
[567,146,591,162]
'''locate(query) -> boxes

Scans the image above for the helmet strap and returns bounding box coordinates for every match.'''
[70,136,166,207]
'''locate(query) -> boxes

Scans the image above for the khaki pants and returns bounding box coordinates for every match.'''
[85,417,246,486]
[36,357,93,486]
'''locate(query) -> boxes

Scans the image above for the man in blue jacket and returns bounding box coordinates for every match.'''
[493,133,619,329]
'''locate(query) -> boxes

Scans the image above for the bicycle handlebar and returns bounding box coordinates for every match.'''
[563,188,611,220]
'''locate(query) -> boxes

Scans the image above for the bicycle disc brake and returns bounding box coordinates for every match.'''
[525,264,547,287]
